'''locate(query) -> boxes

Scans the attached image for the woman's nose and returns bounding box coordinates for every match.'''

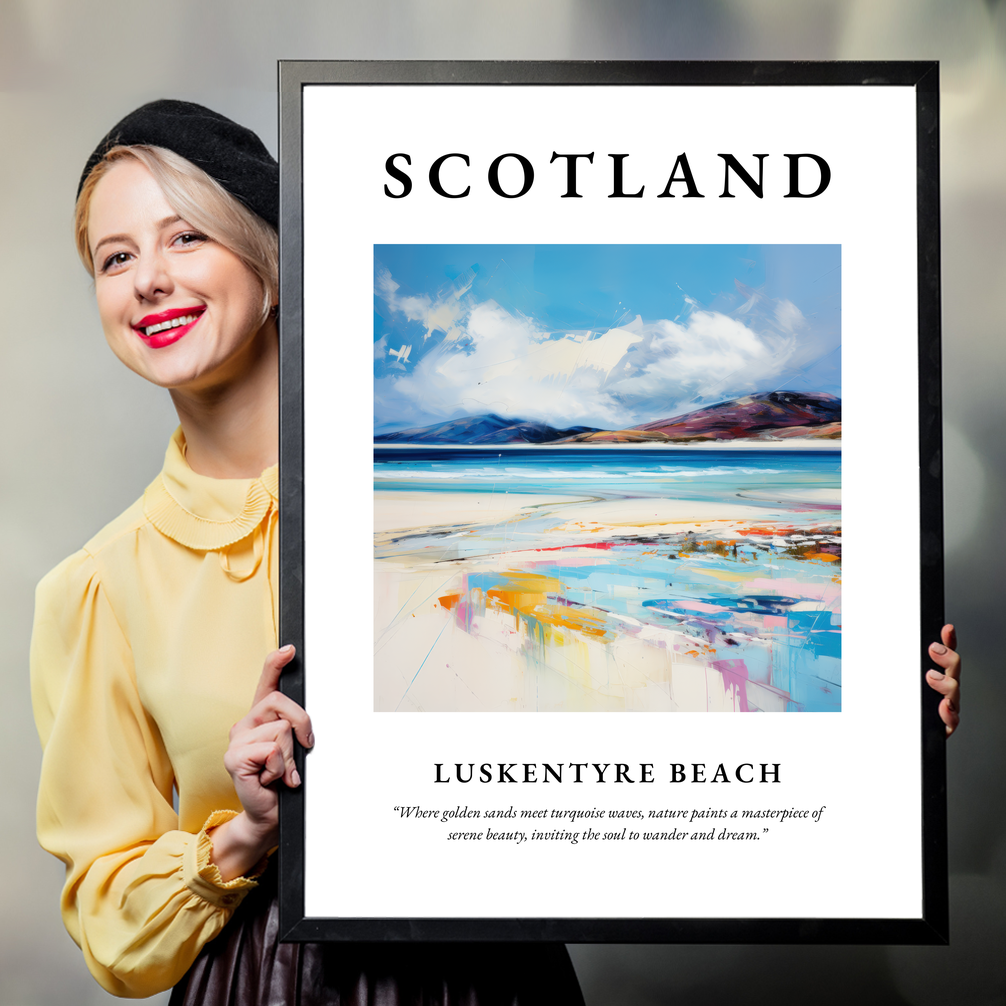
[133,249,173,302]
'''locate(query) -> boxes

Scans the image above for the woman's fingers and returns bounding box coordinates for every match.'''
[928,634,961,685]
[232,689,314,750]
[219,647,309,845]
[254,691,313,749]
[224,645,312,811]
[924,678,960,736]
[259,742,289,787]
[241,644,314,749]
[929,640,960,675]
[230,719,302,788]
[224,738,287,788]
[252,644,297,707]
[925,667,959,704]
[940,698,960,736]
[941,623,958,654]
[927,623,961,737]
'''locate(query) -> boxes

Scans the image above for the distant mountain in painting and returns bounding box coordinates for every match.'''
[566,391,841,443]
[374,415,600,445]
[374,391,841,445]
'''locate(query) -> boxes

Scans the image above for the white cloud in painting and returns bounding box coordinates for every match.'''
[376,267,469,343]
[614,306,801,410]
[375,270,806,430]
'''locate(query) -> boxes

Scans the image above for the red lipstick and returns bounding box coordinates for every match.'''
[132,306,205,349]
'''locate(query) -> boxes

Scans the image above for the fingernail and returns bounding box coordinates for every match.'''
[306,732,315,748]
[928,670,944,679]
[280,644,295,654]
[931,643,947,655]
[292,768,301,787]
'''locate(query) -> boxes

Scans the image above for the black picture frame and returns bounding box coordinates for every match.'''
[277,60,945,944]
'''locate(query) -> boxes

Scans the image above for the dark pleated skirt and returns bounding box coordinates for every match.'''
[169,869,584,1006]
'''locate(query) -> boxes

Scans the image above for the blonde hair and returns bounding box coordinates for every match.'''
[75,145,278,322]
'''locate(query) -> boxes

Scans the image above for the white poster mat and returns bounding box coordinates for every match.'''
[301,84,919,920]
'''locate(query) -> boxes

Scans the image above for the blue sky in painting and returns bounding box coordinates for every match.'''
[374,245,840,434]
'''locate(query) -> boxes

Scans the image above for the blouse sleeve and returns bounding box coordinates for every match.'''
[31,549,262,998]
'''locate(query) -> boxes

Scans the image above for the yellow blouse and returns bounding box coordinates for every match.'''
[31,429,279,998]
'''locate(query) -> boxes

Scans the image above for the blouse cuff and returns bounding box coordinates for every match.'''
[183,810,269,909]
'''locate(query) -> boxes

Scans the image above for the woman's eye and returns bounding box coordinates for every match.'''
[101,251,132,273]
[173,231,208,248]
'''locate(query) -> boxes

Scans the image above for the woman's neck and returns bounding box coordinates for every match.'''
[169,320,280,479]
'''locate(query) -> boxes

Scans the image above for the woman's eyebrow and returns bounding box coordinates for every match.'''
[92,232,133,256]
[92,216,185,257]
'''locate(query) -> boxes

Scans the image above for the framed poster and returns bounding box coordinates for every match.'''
[277,61,946,943]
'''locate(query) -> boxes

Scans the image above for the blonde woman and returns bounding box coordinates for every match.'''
[32,100,586,1004]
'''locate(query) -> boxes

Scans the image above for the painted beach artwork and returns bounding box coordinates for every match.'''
[374,245,841,712]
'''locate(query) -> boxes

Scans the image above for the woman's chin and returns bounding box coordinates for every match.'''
[109,322,273,395]
[122,353,220,392]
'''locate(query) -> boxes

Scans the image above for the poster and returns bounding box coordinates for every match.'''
[278,62,945,942]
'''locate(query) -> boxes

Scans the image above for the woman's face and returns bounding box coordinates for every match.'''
[87,158,270,393]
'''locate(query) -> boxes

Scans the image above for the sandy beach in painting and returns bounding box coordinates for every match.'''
[374,451,842,713]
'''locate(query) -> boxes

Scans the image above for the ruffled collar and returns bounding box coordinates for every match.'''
[143,428,278,551]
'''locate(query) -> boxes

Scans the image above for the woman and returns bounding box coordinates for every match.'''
[31,100,586,1003]
[33,99,963,1003]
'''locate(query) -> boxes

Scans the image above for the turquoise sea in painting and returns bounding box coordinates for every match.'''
[374,447,841,713]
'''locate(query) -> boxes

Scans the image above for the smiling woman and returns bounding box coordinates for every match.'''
[86,158,271,386]
[30,100,585,1004]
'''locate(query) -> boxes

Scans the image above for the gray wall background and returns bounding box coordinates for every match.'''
[1,2,1003,1003]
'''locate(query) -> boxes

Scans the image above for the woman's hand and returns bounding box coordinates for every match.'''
[209,645,314,881]
[926,624,961,737]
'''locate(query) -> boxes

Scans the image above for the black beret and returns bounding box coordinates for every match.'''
[77,99,278,228]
